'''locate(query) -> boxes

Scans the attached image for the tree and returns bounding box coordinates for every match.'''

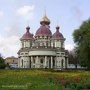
[68,48,79,69]
[73,19,90,69]
[0,55,6,69]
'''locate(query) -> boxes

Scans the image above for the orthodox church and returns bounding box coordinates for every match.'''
[18,14,68,69]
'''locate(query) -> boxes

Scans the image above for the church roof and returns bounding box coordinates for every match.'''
[35,25,52,37]
[35,14,52,37]
[21,26,33,40]
[52,26,64,39]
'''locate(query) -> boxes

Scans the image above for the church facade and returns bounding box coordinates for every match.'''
[18,14,68,69]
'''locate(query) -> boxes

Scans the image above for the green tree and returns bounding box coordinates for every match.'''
[0,55,6,69]
[68,48,79,69]
[73,19,90,69]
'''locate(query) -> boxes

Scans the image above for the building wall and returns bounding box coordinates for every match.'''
[18,30,68,69]
[5,57,18,68]
[18,56,30,68]
[5,57,18,64]
[18,51,68,69]
[29,50,56,56]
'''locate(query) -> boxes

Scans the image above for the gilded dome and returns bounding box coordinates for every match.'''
[40,15,50,25]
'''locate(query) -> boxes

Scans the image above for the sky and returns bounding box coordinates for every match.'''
[0,0,90,58]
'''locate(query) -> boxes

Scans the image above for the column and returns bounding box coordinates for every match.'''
[49,57,51,68]
[63,59,65,68]
[44,56,47,68]
[61,58,65,69]
[18,57,20,68]
[51,56,53,68]
[55,57,57,68]
[56,56,58,68]
[36,56,39,68]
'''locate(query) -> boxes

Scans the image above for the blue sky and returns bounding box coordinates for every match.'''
[0,0,90,57]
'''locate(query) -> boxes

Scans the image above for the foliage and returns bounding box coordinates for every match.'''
[0,56,6,69]
[0,70,90,90]
[73,19,90,69]
[68,48,79,69]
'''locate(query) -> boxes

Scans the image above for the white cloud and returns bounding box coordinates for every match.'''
[17,5,34,16]
[0,35,20,58]
[0,10,4,18]
[17,5,35,20]
[72,6,82,22]
[4,25,20,37]
[65,44,74,51]
[0,25,20,58]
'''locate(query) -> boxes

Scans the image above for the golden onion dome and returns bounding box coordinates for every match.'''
[40,15,50,25]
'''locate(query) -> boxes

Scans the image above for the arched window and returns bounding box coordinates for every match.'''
[53,58,55,67]
[40,59,43,63]
[61,59,64,68]
[49,58,51,68]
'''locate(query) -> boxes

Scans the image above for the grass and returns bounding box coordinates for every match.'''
[0,69,90,90]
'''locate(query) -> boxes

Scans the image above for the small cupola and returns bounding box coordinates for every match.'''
[21,26,33,40]
[52,25,64,39]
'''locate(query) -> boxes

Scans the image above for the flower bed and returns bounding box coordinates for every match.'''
[0,70,90,90]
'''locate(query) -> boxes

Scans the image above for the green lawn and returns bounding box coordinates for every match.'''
[0,69,90,90]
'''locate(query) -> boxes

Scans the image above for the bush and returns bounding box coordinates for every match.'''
[0,57,6,69]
